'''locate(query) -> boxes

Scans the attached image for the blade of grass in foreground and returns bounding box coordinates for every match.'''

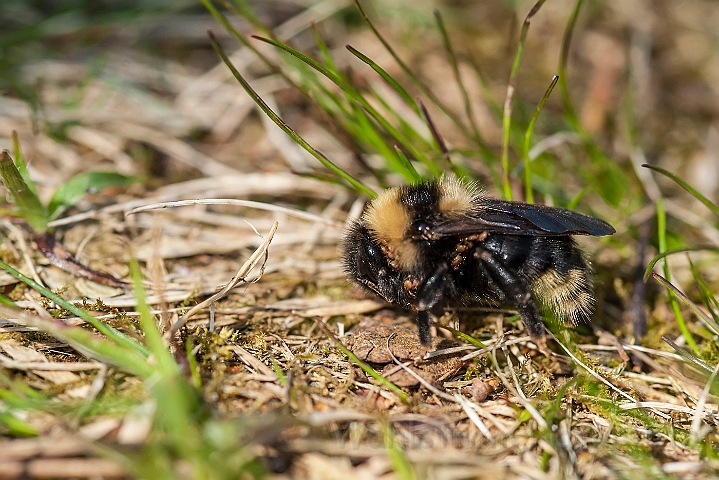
[500,0,548,200]
[383,422,416,480]
[207,32,376,198]
[0,303,151,376]
[0,150,48,233]
[129,259,204,462]
[0,259,149,357]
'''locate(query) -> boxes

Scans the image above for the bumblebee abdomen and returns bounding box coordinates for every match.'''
[478,235,594,325]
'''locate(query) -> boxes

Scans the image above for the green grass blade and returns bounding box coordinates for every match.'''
[48,172,143,220]
[0,287,17,307]
[656,198,700,354]
[227,0,264,31]
[0,411,38,437]
[253,35,441,176]
[433,8,484,148]
[435,323,486,349]
[350,104,419,183]
[311,23,340,76]
[129,259,173,369]
[558,0,583,128]
[316,319,409,404]
[0,150,48,232]
[523,75,558,203]
[393,146,422,183]
[201,0,305,95]
[129,259,203,457]
[361,83,436,155]
[662,337,715,376]
[269,357,286,385]
[652,273,719,337]
[383,422,416,480]
[0,303,151,376]
[208,32,376,198]
[252,35,441,178]
[643,247,719,280]
[501,0,548,200]
[567,187,590,210]
[0,259,149,357]
[346,45,416,112]
[688,256,719,326]
[11,132,38,198]
[252,35,341,86]
[556,0,628,207]
[643,164,719,218]
[354,1,484,152]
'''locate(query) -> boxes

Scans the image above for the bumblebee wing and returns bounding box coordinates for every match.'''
[431,200,615,237]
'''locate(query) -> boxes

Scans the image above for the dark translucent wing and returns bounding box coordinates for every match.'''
[430,200,615,237]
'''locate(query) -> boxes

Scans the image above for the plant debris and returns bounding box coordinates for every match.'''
[0,1,718,479]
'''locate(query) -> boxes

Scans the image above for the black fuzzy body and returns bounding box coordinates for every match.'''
[342,179,614,346]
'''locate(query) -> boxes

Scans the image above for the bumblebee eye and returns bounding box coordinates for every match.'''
[409,219,431,239]
[356,237,384,284]
[356,257,375,283]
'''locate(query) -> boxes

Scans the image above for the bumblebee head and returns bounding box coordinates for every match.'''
[359,176,479,272]
[341,221,414,310]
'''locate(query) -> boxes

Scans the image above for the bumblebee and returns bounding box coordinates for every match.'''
[342,176,615,347]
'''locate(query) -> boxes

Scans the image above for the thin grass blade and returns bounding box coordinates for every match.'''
[346,45,416,112]
[253,35,441,178]
[558,0,583,128]
[643,164,719,218]
[0,259,149,357]
[383,422,416,480]
[0,150,48,233]
[523,75,559,203]
[208,32,376,198]
[652,273,719,336]
[354,1,483,152]
[656,198,700,354]
[11,132,38,198]
[129,259,203,456]
[393,146,421,183]
[643,247,719,280]
[500,0,548,200]
[433,9,484,147]
[688,256,719,326]
[0,303,151,376]
[316,318,409,404]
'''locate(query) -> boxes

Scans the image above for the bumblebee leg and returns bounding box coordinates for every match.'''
[416,263,456,346]
[417,310,432,346]
[475,249,545,340]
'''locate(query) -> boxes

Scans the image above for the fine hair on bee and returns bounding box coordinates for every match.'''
[342,175,615,348]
